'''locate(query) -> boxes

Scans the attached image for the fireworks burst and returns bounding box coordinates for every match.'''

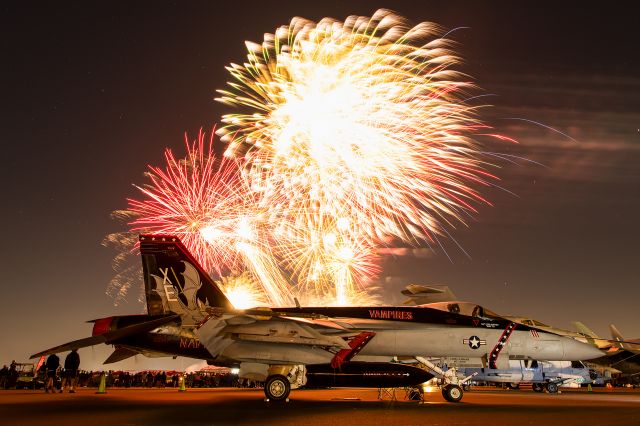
[127,129,247,276]
[215,272,268,309]
[115,10,504,308]
[215,9,499,304]
[103,229,143,306]
[125,129,297,307]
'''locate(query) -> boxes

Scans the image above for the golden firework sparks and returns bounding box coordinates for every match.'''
[215,10,499,304]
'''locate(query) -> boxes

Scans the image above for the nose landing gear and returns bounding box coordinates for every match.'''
[442,384,464,402]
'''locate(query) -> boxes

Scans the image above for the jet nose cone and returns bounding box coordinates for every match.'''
[563,338,604,360]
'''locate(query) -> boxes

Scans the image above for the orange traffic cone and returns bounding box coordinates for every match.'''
[95,373,107,394]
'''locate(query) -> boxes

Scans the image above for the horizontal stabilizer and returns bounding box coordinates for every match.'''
[30,314,180,359]
[103,314,181,341]
[104,347,139,364]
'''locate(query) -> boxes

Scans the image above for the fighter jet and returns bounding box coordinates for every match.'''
[581,324,640,384]
[31,235,603,402]
[402,285,619,351]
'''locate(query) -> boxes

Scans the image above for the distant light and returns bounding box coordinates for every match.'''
[231,368,240,375]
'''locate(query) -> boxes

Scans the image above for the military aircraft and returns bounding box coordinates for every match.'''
[454,359,595,393]
[403,285,621,351]
[31,235,603,402]
[582,324,640,384]
[406,287,640,388]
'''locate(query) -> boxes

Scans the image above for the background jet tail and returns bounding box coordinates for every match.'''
[139,235,233,315]
[573,321,615,350]
[610,324,625,342]
[609,324,638,352]
[573,321,599,339]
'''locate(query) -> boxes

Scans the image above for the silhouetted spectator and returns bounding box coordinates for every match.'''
[45,354,60,393]
[8,362,18,389]
[0,365,8,389]
[61,349,80,393]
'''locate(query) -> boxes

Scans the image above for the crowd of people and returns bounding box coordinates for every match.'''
[33,369,258,390]
[2,352,261,391]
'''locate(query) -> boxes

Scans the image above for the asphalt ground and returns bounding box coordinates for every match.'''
[1,387,638,425]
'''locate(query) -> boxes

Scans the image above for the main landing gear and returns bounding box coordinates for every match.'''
[264,375,290,402]
[263,365,306,402]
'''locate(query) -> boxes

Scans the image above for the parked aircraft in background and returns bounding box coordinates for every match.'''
[32,236,603,402]
[403,285,640,386]
[585,325,640,384]
[402,286,630,351]
[455,359,595,393]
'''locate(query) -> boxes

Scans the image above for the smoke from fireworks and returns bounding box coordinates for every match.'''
[117,10,503,307]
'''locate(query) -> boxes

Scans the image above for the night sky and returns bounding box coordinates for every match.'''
[2,1,638,370]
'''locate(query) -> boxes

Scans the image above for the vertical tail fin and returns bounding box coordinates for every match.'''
[573,321,599,339]
[573,321,607,349]
[139,235,233,315]
[609,324,636,352]
[610,324,624,343]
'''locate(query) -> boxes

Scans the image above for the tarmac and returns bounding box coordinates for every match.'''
[1,386,639,425]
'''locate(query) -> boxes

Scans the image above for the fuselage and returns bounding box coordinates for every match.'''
[99,304,603,367]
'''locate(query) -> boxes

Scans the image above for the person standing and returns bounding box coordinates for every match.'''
[0,365,8,389]
[45,354,60,393]
[61,349,80,393]
[8,362,18,389]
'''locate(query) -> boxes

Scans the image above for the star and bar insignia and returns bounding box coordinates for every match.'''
[463,335,486,349]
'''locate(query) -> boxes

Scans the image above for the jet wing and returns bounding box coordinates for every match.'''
[30,335,109,359]
[196,312,352,359]
[30,314,180,359]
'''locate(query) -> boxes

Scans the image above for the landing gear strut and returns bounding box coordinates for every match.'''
[264,375,290,402]
[415,356,476,403]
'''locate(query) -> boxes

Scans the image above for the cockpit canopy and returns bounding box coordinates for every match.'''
[519,318,550,327]
[421,301,500,319]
